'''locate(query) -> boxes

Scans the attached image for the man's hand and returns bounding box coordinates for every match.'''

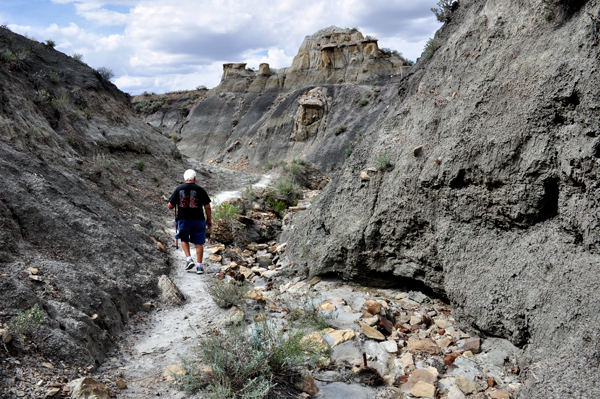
[206,219,213,230]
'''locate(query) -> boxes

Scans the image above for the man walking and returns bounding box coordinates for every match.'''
[168,169,212,274]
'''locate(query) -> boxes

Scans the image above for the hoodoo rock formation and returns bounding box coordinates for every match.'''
[133,26,411,171]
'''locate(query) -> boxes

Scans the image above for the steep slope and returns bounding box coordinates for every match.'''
[0,27,185,368]
[281,1,600,397]
[133,26,411,172]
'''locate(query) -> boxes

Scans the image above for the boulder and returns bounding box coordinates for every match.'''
[68,377,110,399]
[359,321,384,341]
[158,275,185,305]
[408,338,441,355]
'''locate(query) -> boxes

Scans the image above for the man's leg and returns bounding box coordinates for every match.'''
[181,240,191,258]
[195,244,204,265]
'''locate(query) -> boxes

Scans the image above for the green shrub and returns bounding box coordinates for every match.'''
[177,317,319,398]
[214,202,242,222]
[262,159,285,171]
[49,93,68,108]
[34,89,49,103]
[205,278,249,308]
[72,53,83,61]
[286,294,332,331]
[242,186,258,202]
[93,153,113,172]
[97,66,114,81]
[137,159,145,171]
[9,304,45,339]
[357,97,368,107]
[196,85,208,90]
[274,177,298,198]
[431,0,456,23]
[268,199,287,216]
[48,70,60,83]
[45,39,56,48]
[287,159,306,182]
[345,140,356,159]
[333,125,347,136]
[375,153,394,172]
[422,37,443,61]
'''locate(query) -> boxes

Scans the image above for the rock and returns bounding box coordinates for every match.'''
[437,337,452,348]
[434,319,452,329]
[222,306,244,326]
[301,332,329,353]
[359,321,385,341]
[115,379,127,389]
[399,352,413,368]
[211,220,235,243]
[47,388,60,397]
[380,340,398,353]
[297,376,319,395]
[407,291,427,303]
[208,245,225,254]
[408,338,441,354]
[209,254,222,262]
[275,243,287,253]
[319,300,336,311]
[164,365,187,381]
[447,385,467,399]
[489,390,510,399]
[142,302,152,311]
[463,350,474,357]
[328,329,356,347]
[27,267,38,275]
[306,276,321,286]
[460,338,481,354]
[454,375,482,394]
[363,299,381,315]
[360,172,371,181]
[0,329,12,344]
[410,381,436,398]
[261,270,278,279]
[257,254,273,268]
[68,377,111,399]
[362,316,378,326]
[42,362,54,369]
[238,266,253,279]
[410,314,423,325]
[412,146,423,157]
[158,275,185,305]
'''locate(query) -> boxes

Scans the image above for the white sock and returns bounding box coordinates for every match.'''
[187,256,193,261]
[197,263,203,269]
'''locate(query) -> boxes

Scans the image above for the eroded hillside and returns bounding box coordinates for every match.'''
[133,26,412,172]
[0,27,186,370]
[281,1,600,397]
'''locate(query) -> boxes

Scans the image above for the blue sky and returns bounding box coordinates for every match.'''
[0,0,442,95]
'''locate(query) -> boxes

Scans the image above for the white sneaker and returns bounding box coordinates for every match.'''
[196,265,204,275]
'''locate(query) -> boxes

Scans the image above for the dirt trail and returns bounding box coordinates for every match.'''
[93,165,271,397]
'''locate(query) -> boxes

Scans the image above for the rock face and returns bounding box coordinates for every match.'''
[134,27,410,172]
[281,1,600,397]
[0,27,185,367]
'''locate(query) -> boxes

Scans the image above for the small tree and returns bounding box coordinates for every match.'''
[45,39,56,48]
[97,66,114,81]
[431,0,456,23]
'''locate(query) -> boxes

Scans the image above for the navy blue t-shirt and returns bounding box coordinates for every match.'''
[169,183,211,221]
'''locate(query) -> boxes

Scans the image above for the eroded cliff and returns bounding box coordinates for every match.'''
[281,1,600,397]
[0,27,185,367]
[133,26,411,172]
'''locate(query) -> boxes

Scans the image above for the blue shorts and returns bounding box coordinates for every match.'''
[175,220,206,245]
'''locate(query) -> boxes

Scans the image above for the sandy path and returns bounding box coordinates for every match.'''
[102,167,272,397]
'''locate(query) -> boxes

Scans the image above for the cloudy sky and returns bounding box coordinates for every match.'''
[1,0,442,95]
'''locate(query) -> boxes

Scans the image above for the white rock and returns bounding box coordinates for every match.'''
[381,340,398,353]
[447,385,467,399]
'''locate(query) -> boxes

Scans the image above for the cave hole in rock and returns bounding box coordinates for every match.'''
[538,178,560,221]
[592,140,600,158]
[351,269,448,302]
[449,169,469,189]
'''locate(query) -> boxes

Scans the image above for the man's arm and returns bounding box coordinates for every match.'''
[168,202,175,210]
[204,204,212,229]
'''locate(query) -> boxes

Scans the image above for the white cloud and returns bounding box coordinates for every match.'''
[10,0,443,94]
